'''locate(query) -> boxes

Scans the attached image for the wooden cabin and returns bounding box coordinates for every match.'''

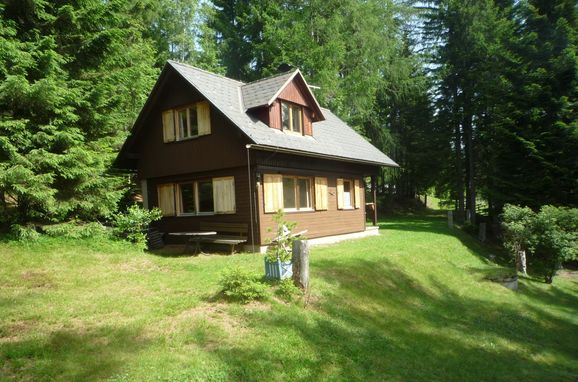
[115,61,398,250]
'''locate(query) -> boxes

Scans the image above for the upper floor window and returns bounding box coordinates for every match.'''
[162,101,211,142]
[281,101,302,134]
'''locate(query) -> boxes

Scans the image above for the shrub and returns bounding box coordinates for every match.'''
[275,278,303,302]
[219,267,268,303]
[112,205,162,250]
[10,224,40,242]
[42,221,109,239]
[533,206,578,283]
[501,204,536,274]
[501,204,578,283]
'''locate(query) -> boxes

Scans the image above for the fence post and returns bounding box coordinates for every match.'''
[447,211,454,229]
[292,240,309,291]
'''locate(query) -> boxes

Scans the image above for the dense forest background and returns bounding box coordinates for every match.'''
[0,0,576,230]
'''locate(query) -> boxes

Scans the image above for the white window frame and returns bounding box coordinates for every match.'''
[176,179,214,216]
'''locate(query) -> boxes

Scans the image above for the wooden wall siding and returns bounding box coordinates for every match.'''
[278,80,309,106]
[303,109,313,136]
[148,166,261,244]
[136,70,251,179]
[268,101,281,129]
[257,172,366,244]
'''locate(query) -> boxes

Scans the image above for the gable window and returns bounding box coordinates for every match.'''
[281,101,303,134]
[162,101,211,142]
[157,177,236,216]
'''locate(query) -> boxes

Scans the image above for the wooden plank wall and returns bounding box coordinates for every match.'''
[257,172,366,244]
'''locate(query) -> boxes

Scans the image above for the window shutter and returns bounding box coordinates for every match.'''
[263,174,283,213]
[354,179,361,209]
[157,184,175,216]
[336,178,344,209]
[197,101,211,136]
[162,110,175,142]
[213,177,236,214]
[314,177,328,210]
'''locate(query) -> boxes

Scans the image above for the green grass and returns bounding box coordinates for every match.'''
[1,213,577,381]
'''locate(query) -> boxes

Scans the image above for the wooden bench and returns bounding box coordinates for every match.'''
[190,222,249,255]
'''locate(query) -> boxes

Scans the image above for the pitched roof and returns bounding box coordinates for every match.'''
[241,70,296,110]
[154,61,398,167]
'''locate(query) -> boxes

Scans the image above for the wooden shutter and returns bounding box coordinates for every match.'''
[314,177,328,210]
[197,101,211,136]
[157,184,175,216]
[162,110,175,142]
[263,174,283,213]
[336,178,344,210]
[213,177,236,214]
[354,179,361,209]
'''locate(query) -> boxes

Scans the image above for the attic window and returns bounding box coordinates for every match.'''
[281,101,302,134]
[162,101,211,142]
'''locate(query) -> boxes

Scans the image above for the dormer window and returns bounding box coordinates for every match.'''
[281,101,303,134]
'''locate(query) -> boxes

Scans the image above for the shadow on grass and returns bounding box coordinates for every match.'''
[379,212,510,267]
[0,325,148,381]
[206,252,578,380]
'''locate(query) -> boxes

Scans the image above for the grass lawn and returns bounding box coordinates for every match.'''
[1,212,577,381]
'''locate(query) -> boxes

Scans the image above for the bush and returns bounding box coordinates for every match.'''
[10,224,40,242]
[42,221,109,239]
[275,278,302,302]
[501,204,578,283]
[112,205,162,250]
[533,206,578,283]
[219,267,268,303]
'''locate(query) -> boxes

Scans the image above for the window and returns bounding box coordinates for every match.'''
[263,174,313,213]
[337,178,362,210]
[281,101,303,134]
[162,101,211,142]
[176,105,198,139]
[156,177,236,216]
[282,176,312,211]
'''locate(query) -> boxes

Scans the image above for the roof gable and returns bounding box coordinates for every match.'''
[116,61,398,168]
[241,70,324,121]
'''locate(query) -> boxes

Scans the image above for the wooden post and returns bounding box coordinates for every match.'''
[478,222,486,242]
[447,211,453,229]
[371,176,378,226]
[292,240,309,291]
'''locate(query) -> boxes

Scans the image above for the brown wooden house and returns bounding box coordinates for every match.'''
[115,61,398,250]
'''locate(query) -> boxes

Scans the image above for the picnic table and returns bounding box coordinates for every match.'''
[168,231,217,254]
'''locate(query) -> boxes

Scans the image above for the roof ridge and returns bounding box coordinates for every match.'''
[242,69,298,87]
[168,60,245,85]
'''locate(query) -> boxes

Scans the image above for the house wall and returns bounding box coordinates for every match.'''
[147,166,260,244]
[135,70,251,179]
[253,150,379,244]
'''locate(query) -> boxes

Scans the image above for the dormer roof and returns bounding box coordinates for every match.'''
[241,69,325,121]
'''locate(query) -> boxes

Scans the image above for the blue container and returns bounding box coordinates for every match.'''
[264,258,293,280]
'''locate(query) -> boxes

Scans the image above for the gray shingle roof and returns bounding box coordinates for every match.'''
[241,70,297,110]
[169,61,398,167]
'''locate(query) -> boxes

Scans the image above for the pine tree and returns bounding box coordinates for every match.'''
[0,0,157,226]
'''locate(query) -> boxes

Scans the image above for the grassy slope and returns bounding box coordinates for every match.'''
[1,213,577,382]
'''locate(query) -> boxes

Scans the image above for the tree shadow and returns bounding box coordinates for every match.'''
[379,213,510,267]
[0,325,149,381]
[205,257,578,381]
